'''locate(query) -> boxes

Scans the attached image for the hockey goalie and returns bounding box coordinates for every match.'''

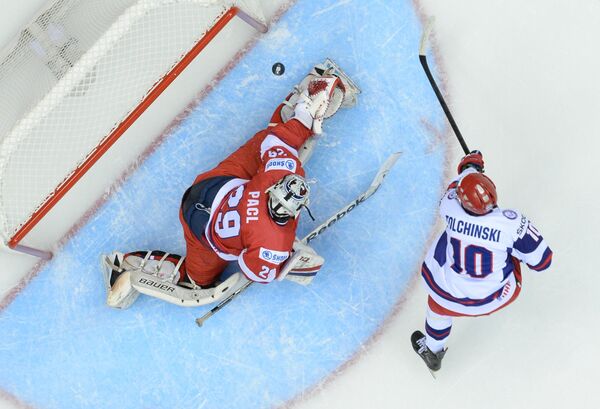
[101,60,360,309]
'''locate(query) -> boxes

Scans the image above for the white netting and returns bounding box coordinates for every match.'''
[0,0,265,242]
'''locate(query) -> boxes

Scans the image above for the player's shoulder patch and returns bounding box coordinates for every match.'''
[258,247,290,265]
[447,189,457,200]
[502,209,518,220]
[265,158,297,173]
[498,208,528,238]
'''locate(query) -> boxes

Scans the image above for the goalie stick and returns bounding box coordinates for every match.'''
[195,152,401,327]
[419,18,470,155]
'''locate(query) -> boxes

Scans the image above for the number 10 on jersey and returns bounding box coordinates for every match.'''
[450,237,493,278]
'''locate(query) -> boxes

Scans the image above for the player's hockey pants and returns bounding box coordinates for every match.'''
[427,260,523,317]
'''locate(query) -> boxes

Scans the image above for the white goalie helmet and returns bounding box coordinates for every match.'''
[266,174,310,223]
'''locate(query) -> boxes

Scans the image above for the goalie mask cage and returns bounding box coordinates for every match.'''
[0,0,267,259]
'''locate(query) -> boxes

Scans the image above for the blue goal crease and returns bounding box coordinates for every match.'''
[0,1,447,408]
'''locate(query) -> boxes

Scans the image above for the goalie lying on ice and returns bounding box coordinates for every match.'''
[101,60,359,309]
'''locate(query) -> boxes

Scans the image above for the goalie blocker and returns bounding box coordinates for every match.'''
[101,240,324,309]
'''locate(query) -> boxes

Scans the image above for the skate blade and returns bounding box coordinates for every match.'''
[323,58,361,107]
[428,368,437,379]
[100,254,116,292]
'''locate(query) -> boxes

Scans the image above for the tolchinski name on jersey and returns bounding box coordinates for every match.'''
[445,215,500,242]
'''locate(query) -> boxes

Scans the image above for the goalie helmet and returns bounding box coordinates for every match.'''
[456,172,498,215]
[266,174,310,224]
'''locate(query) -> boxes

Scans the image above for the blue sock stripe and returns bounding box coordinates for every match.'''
[425,322,452,340]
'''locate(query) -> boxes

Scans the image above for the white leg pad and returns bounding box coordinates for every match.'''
[131,270,248,307]
[298,137,318,164]
[107,270,140,309]
[102,250,185,309]
[101,252,141,309]
[102,251,250,308]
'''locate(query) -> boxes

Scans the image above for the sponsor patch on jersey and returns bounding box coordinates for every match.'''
[265,158,297,173]
[502,209,518,220]
[259,247,289,265]
[516,215,528,238]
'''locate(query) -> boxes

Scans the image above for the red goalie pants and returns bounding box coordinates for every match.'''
[179,208,228,287]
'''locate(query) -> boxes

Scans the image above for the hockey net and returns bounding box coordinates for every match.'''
[0,0,267,257]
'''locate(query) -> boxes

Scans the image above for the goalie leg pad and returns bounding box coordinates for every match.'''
[297,137,317,164]
[131,270,249,307]
[101,250,185,309]
[277,239,324,286]
[101,252,140,309]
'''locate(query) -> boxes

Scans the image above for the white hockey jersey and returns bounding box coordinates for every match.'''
[422,169,553,315]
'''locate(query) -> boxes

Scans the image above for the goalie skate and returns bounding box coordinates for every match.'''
[101,252,140,309]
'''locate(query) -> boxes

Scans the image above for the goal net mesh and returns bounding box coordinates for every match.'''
[0,0,264,244]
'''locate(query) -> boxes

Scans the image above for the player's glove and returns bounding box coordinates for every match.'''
[457,150,484,174]
[293,76,344,134]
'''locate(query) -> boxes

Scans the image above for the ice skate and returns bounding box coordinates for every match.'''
[411,330,446,377]
[101,252,140,309]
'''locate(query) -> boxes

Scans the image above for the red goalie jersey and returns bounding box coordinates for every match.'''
[205,142,305,282]
[179,118,312,286]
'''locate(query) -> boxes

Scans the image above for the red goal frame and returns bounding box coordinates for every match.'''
[8,6,267,260]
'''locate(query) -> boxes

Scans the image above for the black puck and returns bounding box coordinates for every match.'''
[272,62,285,76]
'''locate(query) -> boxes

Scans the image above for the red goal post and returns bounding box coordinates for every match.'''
[0,0,268,259]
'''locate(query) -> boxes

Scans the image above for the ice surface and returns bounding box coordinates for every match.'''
[0,1,447,408]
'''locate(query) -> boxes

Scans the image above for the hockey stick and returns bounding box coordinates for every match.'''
[419,18,470,155]
[195,152,401,327]
[195,279,253,327]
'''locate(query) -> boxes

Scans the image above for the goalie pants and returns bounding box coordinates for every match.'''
[179,176,233,286]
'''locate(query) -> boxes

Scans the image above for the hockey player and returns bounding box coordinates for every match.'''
[411,150,553,372]
[102,62,356,309]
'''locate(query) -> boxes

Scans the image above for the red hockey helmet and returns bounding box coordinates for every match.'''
[456,173,497,215]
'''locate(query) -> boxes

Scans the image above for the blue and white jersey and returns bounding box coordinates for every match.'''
[422,170,553,311]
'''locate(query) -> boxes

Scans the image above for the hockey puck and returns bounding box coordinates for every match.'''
[272,62,285,76]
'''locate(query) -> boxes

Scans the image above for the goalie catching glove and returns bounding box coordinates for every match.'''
[274,59,360,134]
[293,76,345,134]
